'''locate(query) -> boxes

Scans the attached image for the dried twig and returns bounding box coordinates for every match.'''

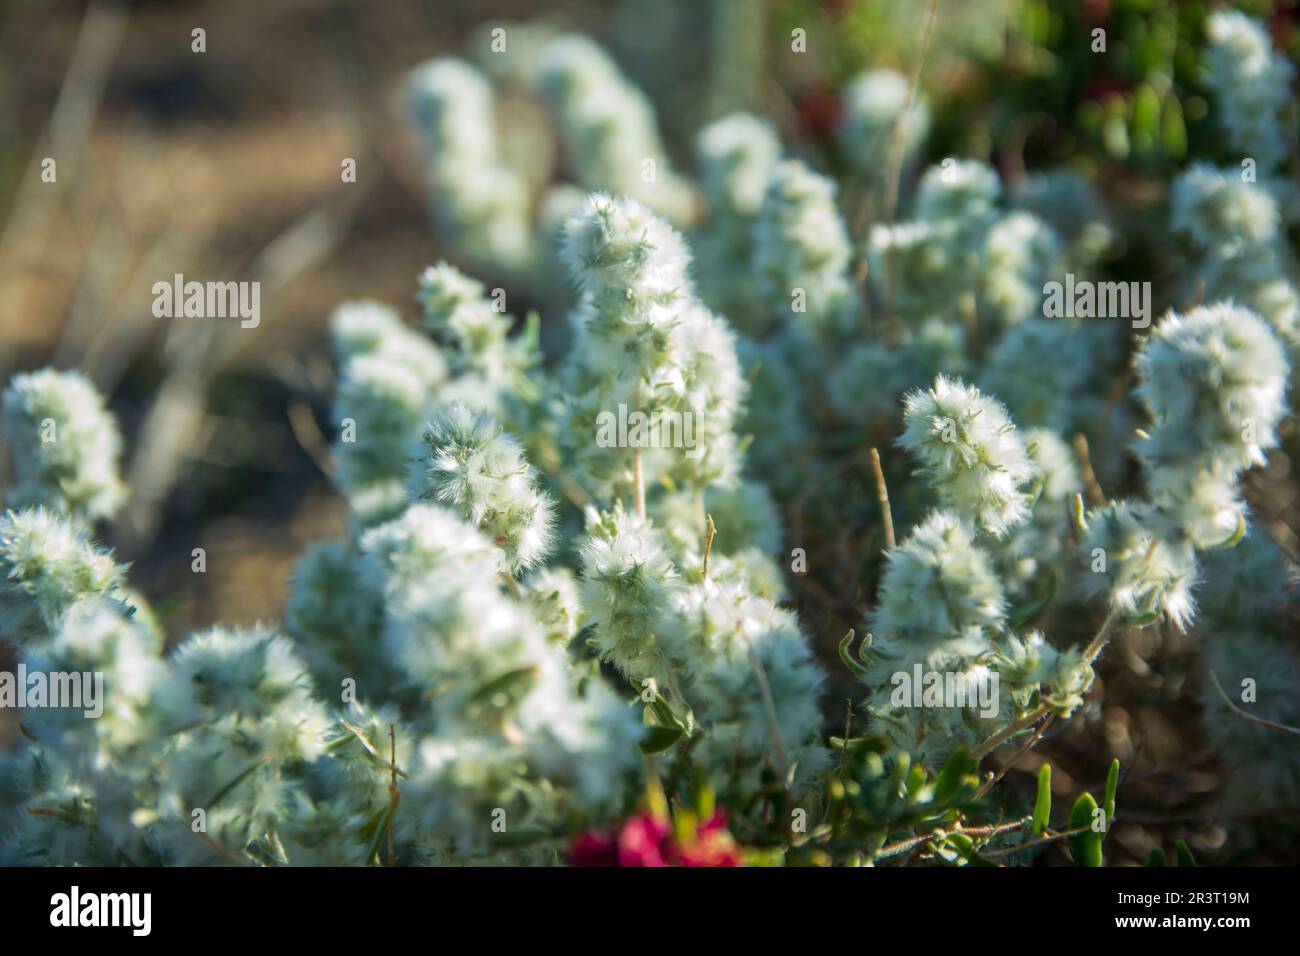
[1071,432,1106,507]
[1208,669,1300,736]
[868,447,896,550]
[702,513,718,579]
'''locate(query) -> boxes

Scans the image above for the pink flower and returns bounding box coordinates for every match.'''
[570,810,743,867]
[616,813,671,867]
[569,831,619,867]
[673,812,743,867]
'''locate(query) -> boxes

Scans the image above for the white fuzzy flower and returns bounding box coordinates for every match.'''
[153,625,332,863]
[697,112,781,219]
[980,319,1111,434]
[978,212,1064,329]
[1134,303,1289,476]
[865,219,969,321]
[536,35,695,223]
[994,631,1094,717]
[1197,529,1295,635]
[410,402,554,574]
[914,159,1001,235]
[577,504,685,688]
[871,511,1007,662]
[2,369,125,523]
[360,503,501,598]
[515,671,644,809]
[839,69,929,177]
[1079,502,1198,630]
[26,598,171,771]
[1205,12,1295,174]
[328,302,447,528]
[1012,169,1112,265]
[406,58,532,270]
[751,160,855,340]
[415,262,539,408]
[988,427,1081,601]
[562,192,691,308]
[693,113,782,318]
[898,375,1036,537]
[285,540,386,688]
[685,581,829,796]
[522,566,583,645]
[0,507,126,643]
[1171,164,1280,257]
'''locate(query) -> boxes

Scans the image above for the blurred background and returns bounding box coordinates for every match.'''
[2,0,1298,863]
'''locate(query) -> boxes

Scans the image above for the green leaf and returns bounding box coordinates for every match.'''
[638,724,684,754]
[934,748,978,804]
[151,596,190,625]
[1072,492,1088,532]
[362,804,394,866]
[1160,95,1186,159]
[1175,838,1197,867]
[649,696,688,735]
[905,764,928,801]
[1102,758,1119,838]
[1209,510,1247,548]
[939,832,994,867]
[838,630,871,681]
[1131,83,1161,154]
[1126,611,1161,628]
[492,825,552,847]
[1069,793,1103,867]
[470,666,536,706]
[689,770,715,821]
[1032,764,1052,836]
[206,760,265,810]
[1011,569,1058,629]
[1102,97,1130,160]
[1146,846,1168,867]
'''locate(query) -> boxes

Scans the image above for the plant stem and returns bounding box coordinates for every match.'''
[1208,668,1300,736]
[868,447,896,550]
[702,512,717,579]
[1081,607,1123,662]
[1071,432,1105,506]
[876,818,1029,861]
[973,714,1054,800]
[632,444,646,520]
[387,723,400,867]
[972,609,1122,760]
[978,824,1093,860]
[880,0,939,328]
[631,382,646,520]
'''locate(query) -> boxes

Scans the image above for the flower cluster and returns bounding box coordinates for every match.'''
[406,58,533,272]
[838,69,929,179]
[570,809,742,867]
[7,12,1300,867]
[2,370,126,524]
[410,402,554,574]
[534,35,694,224]
[898,375,1036,537]
[1204,11,1296,176]
[751,160,856,341]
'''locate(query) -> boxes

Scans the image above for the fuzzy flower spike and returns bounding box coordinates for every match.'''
[898,375,1036,537]
[2,370,126,524]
